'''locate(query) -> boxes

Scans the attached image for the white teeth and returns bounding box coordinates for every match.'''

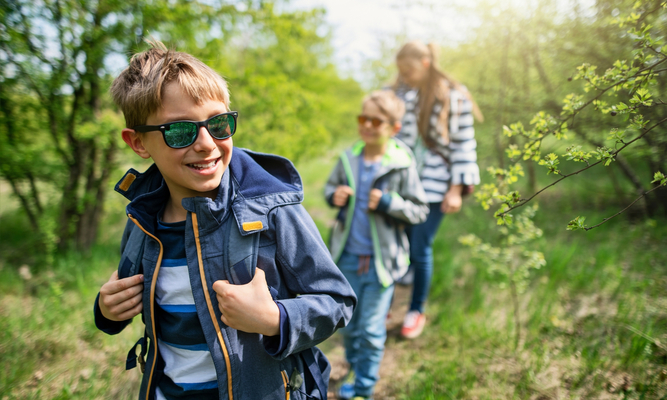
[190,160,216,169]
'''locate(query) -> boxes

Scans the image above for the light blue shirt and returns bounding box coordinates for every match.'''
[344,158,380,255]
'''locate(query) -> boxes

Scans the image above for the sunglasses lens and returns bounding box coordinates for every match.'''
[165,122,198,148]
[358,115,385,127]
[208,114,235,139]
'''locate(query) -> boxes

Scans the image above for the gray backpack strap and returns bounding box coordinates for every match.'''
[118,223,146,279]
[226,215,261,285]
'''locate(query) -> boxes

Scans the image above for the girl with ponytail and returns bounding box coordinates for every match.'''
[392,40,483,339]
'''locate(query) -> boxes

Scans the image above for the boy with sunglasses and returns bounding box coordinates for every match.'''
[324,90,428,400]
[93,41,356,400]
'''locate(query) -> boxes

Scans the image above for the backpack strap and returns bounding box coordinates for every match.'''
[118,223,146,279]
[301,348,329,400]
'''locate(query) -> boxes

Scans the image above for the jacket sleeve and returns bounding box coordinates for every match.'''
[270,204,357,358]
[375,163,429,225]
[447,92,480,187]
[94,294,133,335]
[323,156,347,207]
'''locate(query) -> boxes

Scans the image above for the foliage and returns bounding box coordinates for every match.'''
[470,0,667,230]
[0,0,362,256]
[459,205,546,349]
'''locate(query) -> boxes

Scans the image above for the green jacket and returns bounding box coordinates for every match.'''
[325,138,429,287]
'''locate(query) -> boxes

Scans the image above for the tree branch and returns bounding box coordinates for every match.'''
[500,116,667,216]
[583,183,665,231]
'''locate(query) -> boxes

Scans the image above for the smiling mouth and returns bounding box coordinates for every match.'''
[188,158,219,170]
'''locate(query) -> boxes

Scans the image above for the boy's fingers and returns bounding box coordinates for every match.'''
[114,292,143,315]
[109,274,144,294]
[116,296,143,320]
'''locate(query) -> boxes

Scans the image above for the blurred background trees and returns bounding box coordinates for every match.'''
[1,0,666,398]
[0,0,362,254]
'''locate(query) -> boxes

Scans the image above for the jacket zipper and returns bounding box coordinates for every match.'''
[128,214,163,400]
[339,151,394,287]
[191,213,234,399]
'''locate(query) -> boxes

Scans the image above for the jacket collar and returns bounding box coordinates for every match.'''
[349,138,414,169]
[114,148,303,236]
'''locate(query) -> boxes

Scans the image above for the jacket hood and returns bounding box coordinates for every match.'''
[114,147,303,235]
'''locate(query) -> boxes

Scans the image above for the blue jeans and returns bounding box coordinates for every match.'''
[406,202,445,313]
[337,251,395,398]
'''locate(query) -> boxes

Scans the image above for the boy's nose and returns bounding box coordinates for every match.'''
[192,126,217,152]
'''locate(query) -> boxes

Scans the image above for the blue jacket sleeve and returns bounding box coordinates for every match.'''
[270,204,357,358]
[94,293,132,335]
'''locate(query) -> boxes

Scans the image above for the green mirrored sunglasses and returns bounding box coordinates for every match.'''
[132,111,238,149]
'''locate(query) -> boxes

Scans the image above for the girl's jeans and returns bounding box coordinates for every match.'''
[406,202,446,313]
[337,251,395,398]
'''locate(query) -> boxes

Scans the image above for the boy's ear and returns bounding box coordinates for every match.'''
[122,129,152,159]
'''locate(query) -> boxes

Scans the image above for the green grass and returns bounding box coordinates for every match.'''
[377,198,667,399]
[1,152,666,399]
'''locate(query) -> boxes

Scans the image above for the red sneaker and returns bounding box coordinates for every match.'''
[400,311,425,339]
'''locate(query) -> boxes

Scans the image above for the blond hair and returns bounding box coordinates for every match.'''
[363,90,406,123]
[110,40,230,128]
[395,41,483,146]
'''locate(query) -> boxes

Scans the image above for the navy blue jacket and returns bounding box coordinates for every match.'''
[94,148,356,400]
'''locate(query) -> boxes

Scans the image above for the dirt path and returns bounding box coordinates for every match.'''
[325,284,415,400]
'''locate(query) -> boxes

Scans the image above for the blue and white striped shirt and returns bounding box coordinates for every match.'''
[155,219,218,400]
[395,86,480,203]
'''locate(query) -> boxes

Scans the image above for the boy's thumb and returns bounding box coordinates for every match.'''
[252,267,267,285]
[212,279,230,293]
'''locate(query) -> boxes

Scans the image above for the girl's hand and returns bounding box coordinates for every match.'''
[441,185,463,214]
[332,185,354,207]
[368,188,383,211]
[98,270,144,321]
[212,268,280,336]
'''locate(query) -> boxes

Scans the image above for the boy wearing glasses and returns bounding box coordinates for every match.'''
[324,90,428,400]
[94,41,356,400]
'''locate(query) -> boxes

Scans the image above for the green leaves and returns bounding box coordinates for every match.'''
[564,146,592,164]
[567,216,587,231]
[652,172,667,186]
[469,0,667,235]
[593,146,616,166]
[538,153,560,175]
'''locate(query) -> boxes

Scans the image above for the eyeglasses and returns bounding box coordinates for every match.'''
[357,115,389,128]
[132,111,238,149]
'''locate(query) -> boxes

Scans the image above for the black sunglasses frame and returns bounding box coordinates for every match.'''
[132,111,238,149]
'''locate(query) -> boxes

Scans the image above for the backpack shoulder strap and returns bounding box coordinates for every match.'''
[225,214,261,285]
[118,222,146,279]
